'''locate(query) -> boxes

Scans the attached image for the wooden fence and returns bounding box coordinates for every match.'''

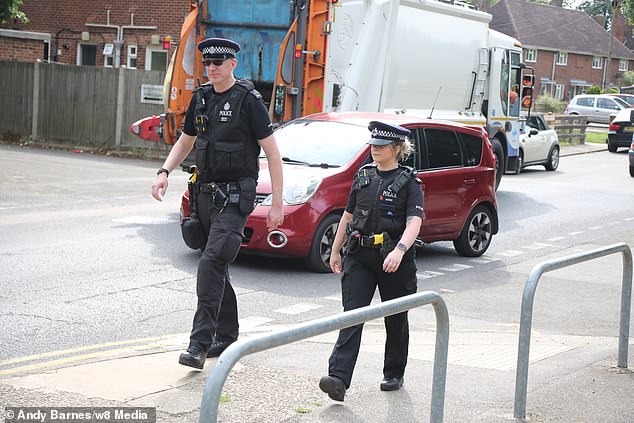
[0,60,170,155]
[542,114,587,144]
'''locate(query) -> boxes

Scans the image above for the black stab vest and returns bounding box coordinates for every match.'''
[194,79,261,182]
[350,165,418,240]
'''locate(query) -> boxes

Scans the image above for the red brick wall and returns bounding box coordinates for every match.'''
[526,48,632,102]
[1,0,190,67]
[0,36,46,62]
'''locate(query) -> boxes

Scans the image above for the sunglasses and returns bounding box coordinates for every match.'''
[202,58,227,67]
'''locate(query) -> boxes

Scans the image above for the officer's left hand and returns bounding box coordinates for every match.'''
[383,249,404,273]
[267,204,284,231]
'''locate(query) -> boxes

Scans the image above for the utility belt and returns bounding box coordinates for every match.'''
[194,181,241,205]
[347,230,395,259]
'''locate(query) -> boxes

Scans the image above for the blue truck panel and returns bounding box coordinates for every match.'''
[205,0,291,83]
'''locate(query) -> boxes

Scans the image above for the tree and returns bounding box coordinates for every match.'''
[0,0,28,24]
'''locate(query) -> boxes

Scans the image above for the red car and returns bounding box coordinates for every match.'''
[181,112,499,272]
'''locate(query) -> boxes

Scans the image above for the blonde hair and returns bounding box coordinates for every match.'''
[391,137,414,163]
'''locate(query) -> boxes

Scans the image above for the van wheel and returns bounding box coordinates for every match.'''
[490,138,504,190]
[305,213,341,273]
[545,145,559,171]
[453,205,493,257]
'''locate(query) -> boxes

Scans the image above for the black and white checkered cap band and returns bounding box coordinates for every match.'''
[202,46,236,56]
[371,128,407,141]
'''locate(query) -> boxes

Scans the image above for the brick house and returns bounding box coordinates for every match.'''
[0,0,190,70]
[489,0,634,102]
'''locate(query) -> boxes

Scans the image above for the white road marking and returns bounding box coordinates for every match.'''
[438,264,473,272]
[112,216,179,225]
[608,222,621,226]
[548,236,565,241]
[589,226,603,230]
[568,231,584,236]
[625,217,634,222]
[495,250,524,257]
[239,316,274,330]
[439,288,455,294]
[469,257,499,264]
[417,271,445,279]
[273,303,323,315]
[523,242,554,250]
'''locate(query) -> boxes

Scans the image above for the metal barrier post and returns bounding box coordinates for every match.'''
[199,291,449,423]
[514,242,633,419]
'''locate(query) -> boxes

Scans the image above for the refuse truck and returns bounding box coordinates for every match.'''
[131,0,533,186]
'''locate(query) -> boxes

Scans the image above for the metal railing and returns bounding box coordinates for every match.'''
[199,291,450,423]
[513,243,633,419]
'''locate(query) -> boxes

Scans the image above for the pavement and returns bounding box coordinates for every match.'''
[558,141,606,157]
[2,141,629,423]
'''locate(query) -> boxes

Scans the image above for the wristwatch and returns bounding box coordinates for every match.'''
[157,167,169,177]
[396,242,408,253]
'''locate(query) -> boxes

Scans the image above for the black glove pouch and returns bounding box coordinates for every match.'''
[181,214,207,250]
[238,177,257,216]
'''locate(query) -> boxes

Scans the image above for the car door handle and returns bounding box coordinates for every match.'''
[464,178,475,184]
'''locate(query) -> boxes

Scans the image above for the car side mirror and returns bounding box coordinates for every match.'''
[529,128,538,137]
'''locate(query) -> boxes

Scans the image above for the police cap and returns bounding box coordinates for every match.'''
[197,37,240,59]
[367,121,411,146]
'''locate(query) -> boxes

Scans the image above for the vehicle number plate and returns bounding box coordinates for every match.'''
[625,127,634,132]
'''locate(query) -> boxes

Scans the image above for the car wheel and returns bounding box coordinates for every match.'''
[515,150,523,175]
[607,142,617,153]
[453,205,493,257]
[630,165,634,177]
[305,213,341,273]
[490,138,504,190]
[544,145,560,171]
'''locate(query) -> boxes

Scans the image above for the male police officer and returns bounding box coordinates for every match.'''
[151,38,283,369]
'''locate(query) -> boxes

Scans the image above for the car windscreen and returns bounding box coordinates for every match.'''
[613,97,630,108]
[265,120,368,167]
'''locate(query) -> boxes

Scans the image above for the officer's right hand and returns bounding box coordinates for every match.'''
[330,252,342,274]
[152,174,168,201]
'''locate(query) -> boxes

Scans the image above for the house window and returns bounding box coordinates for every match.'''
[556,51,568,66]
[555,84,565,100]
[524,48,536,63]
[127,45,138,69]
[619,59,628,72]
[145,48,167,71]
[103,43,114,68]
[78,44,97,66]
[592,56,603,69]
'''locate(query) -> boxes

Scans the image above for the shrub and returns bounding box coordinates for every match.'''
[585,85,603,94]
[534,94,566,113]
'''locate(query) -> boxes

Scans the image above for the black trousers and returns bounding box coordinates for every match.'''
[189,193,247,350]
[328,247,417,388]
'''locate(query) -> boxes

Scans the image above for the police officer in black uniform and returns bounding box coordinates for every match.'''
[319,121,424,401]
[151,38,284,369]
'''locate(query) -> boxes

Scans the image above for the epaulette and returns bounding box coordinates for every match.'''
[235,78,263,100]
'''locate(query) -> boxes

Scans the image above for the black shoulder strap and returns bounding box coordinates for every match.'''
[236,78,263,101]
[388,166,419,193]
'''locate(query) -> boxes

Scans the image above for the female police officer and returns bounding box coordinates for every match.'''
[319,121,423,401]
[151,38,283,369]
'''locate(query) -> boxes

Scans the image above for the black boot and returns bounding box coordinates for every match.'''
[380,377,404,391]
[319,375,346,401]
[179,346,206,369]
[207,338,236,358]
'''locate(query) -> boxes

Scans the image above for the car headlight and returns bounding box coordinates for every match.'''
[261,178,322,206]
